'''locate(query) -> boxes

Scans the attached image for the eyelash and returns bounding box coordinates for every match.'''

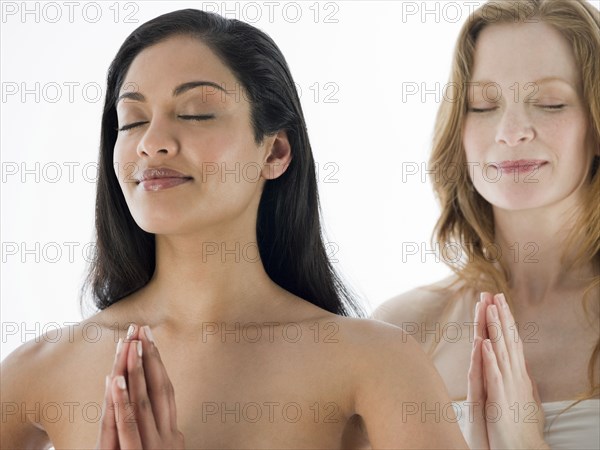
[116,114,215,132]
[467,107,495,113]
[541,104,566,110]
[467,105,566,113]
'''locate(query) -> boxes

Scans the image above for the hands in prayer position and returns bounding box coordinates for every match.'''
[95,324,185,450]
[465,292,549,450]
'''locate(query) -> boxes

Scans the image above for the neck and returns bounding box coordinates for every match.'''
[493,191,595,305]
[125,222,290,332]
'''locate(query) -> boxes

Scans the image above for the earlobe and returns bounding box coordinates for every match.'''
[262,130,292,180]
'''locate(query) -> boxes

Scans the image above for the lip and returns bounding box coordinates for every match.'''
[139,177,192,191]
[136,167,193,191]
[492,159,548,172]
[137,167,192,183]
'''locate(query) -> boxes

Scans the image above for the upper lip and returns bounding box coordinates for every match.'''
[137,167,193,183]
[492,159,548,169]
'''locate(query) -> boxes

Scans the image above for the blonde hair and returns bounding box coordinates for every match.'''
[429,0,600,408]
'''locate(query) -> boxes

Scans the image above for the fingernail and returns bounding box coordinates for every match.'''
[116,375,127,390]
[498,293,507,308]
[116,338,123,355]
[490,304,498,319]
[143,325,155,344]
[479,292,485,302]
[105,375,110,389]
[126,324,135,340]
[137,340,143,358]
[474,301,480,316]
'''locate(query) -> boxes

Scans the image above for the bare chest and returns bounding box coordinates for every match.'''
[431,311,598,402]
[42,337,360,449]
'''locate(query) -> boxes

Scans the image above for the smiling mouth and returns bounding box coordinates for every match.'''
[136,176,193,185]
[138,177,193,191]
[492,160,548,171]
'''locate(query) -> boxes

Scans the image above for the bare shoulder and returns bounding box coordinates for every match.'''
[288,297,423,350]
[292,309,433,380]
[0,303,134,449]
[0,323,83,449]
[371,274,462,327]
[337,315,435,380]
[330,316,467,447]
[335,316,429,371]
[0,304,129,407]
[313,314,426,402]
[1,322,83,397]
[325,315,443,389]
[0,307,119,394]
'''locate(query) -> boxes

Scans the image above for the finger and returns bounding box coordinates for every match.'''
[474,300,483,342]
[126,323,139,340]
[494,293,527,375]
[111,324,140,379]
[486,302,512,379]
[467,337,486,400]
[476,292,493,341]
[112,375,143,450]
[141,325,179,434]
[481,339,504,404]
[95,375,119,449]
[465,337,489,449]
[98,324,139,450]
[127,339,159,445]
[100,323,139,449]
[466,337,487,413]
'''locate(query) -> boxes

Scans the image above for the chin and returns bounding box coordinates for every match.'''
[476,187,552,212]
[490,199,547,212]
[133,219,176,235]
[126,201,194,233]
[129,209,190,235]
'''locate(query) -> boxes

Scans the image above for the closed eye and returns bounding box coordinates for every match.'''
[467,107,498,113]
[540,104,565,110]
[117,121,148,132]
[178,114,215,121]
[117,115,215,132]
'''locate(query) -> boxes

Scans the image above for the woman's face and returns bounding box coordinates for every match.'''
[463,21,594,212]
[113,35,277,236]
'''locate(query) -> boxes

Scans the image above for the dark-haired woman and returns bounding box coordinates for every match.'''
[1,9,467,449]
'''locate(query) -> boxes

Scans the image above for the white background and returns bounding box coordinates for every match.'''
[3,1,597,361]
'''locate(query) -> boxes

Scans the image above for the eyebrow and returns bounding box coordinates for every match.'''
[469,77,575,88]
[116,80,229,105]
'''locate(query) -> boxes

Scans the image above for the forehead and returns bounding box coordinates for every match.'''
[470,21,579,87]
[120,35,238,94]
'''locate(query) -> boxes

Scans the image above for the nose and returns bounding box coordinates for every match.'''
[136,117,180,158]
[495,105,535,147]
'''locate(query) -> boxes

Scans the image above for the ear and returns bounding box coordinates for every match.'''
[261,130,292,180]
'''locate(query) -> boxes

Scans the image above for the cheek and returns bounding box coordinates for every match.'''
[540,111,590,178]
[191,134,250,164]
[543,111,587,153]
[112,138,138,185]
[462,117,487,163]
[186,117,260,165]
[113,139,127,168]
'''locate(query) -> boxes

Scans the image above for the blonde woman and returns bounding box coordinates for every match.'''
[375,0,599,449]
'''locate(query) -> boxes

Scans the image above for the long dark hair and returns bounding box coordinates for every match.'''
[80,9,365,318]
